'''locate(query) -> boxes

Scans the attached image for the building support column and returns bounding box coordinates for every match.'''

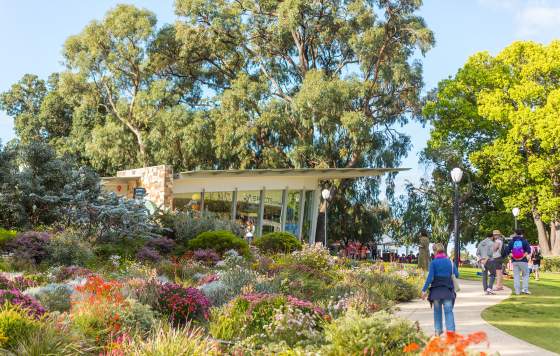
[231,188,238,222]
[257,188,266,237]
[200,189,205,216]
[308,188,321,244]
[297,190,306,241]
[280,188,288,232]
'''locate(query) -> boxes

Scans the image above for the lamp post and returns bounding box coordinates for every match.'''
[321,189,331,247]
[451,168,463,268]
[512,207,520,230]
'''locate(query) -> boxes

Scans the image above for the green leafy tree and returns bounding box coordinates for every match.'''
[425,41,560,255]
[175,0,434,242]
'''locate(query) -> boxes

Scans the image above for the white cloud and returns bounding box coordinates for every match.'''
[516,4,560,37]
[480,0,560,40]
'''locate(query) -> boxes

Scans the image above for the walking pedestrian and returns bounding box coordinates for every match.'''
[476,232,496,295]
[531,247,542,281]
[418,229,430,271]
[492,230,505,291]
[421,243,459,336]
[505,228,532,295]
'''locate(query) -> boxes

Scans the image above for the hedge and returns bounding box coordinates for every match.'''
[541,256,560,272]
[188,230,250,257]
[253,232,302,254]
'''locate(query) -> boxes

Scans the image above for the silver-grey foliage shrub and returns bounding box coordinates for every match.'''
[25,283,73,312]
[173,212,243,244]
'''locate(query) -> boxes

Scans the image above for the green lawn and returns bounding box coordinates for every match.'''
[459,267,560,353]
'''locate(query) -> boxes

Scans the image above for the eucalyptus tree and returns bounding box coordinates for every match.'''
[175,0,434,241]
[61,4,205,171]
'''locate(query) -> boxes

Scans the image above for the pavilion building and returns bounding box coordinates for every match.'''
[101,165,407,243]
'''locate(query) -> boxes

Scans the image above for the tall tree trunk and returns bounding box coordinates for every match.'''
[551,220,560,256]
[534,213,552,256]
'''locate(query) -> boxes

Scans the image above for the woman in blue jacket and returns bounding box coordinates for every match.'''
[421,243,459,335]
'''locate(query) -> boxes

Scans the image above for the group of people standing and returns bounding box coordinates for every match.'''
[476,228,541,295]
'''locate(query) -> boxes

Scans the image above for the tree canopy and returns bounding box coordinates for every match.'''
[1,1,434,244]
[424,41,560,255]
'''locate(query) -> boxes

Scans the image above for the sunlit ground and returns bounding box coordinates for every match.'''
[460,266,560,353]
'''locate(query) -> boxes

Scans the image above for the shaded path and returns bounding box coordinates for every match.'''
[396,279,558,355]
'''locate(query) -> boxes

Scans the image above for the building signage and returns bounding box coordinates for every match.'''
[133,187,147,200]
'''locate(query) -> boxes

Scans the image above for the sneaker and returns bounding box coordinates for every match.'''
[486,288,495,295]
[522,290,531,295]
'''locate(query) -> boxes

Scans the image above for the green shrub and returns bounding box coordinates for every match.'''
[542,256,560,272]
[119,299,159,336]
[320,310,424,355]
[12,320,90,356]
[210,294,285,341]
[46,229,94,267]
[278,243,335,271]
[0,229,16,249]
[254,232,302,254]
[0,304,41,350]
[188,230,250,257]
[24,284,73,313]
[94,237,147,260]
[351,271,419,303]
[122,322,220,355]
[174,212,243,245]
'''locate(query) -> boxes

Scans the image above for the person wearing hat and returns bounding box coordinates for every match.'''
[492,230,505,291]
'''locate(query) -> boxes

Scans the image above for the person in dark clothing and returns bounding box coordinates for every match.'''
[504,229,532,295]
[421,243,459,336]
[477,232,497,294]
[531,247,542,281]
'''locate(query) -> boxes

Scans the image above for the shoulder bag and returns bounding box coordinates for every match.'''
[451,261,461,292]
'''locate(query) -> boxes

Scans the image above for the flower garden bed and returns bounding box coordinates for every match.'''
[0,221,492,355]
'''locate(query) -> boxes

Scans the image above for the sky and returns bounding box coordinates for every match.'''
[2,0,560,195]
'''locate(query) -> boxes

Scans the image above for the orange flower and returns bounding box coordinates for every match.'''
[467,331,487,344]
[403,342,421,352]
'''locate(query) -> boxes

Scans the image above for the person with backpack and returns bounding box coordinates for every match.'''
[476,232,497,295]
[421,243,459,336]
[504,228,532,295]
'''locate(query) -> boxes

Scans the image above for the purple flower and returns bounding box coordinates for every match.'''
[0,275,37,291]
[0,289,46,318]
[192,249,220,265]
[136,247,162,263]
[7,231,51,264]
[146,237,176,254]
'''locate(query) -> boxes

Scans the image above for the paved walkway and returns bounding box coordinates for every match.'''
[396,279,558,356]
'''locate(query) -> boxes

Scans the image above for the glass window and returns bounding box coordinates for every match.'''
[236,190,261,231]
[302,190,314,242]
[204,192,233,220]
[285,191,302,237]
[174,192,202,212]
[262,191,283,234]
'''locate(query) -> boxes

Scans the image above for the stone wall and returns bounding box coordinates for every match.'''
[116,165,174,208]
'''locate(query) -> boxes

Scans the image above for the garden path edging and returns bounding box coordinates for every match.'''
[395,279,559,356]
